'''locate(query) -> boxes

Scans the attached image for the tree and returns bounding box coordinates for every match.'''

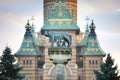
[0,47,25,80]
[94,54,120,80]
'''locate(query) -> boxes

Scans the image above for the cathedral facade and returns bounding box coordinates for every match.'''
[16,0,105,80]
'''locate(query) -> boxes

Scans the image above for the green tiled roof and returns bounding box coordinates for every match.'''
[16,22,40,56]
[41,21,79,30]
[80,21,105,56]
[31,25,42,46]
[78,25,89,46]
[41,1,80,33]
[80,38,106,56]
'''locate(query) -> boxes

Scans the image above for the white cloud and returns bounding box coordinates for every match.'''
[116,9,120,12]
[0,0,41,7]
[0,13,25,28]
[78,0,120,15]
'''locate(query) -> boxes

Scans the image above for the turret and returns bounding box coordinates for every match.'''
[41,0,80,34]
[79,20,105,80]
[15,20,41,80]
[81,20,105,56]
[16,20,39,56]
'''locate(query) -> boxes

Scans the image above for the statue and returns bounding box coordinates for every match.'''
[47,31,72,80]
[56,39,61,47]
[44,31,71,47]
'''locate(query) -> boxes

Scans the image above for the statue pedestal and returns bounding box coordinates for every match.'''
[48,47,72,80]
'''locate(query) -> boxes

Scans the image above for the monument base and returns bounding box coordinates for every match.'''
[48,47,72,80]
[48,47,72,64]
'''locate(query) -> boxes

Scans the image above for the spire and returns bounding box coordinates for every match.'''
[85,16,90,33]
[25,20,31,30]
[78,18,90,46]
[31,24,35,33]
[80,20,105,56]
[31,23,41,46]
[78,25,89,46]
[30,16,36,33]
[89,20,96,39]
[24,20,32,38]
[16,20,40,56]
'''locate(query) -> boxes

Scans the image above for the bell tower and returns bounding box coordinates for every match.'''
[44,0,77,23]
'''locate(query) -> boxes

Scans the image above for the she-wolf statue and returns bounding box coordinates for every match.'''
[44,31,71,47]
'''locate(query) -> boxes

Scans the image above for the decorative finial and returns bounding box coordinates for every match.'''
[24,19,32,37]
[91,19,96,29]
[89,19,96,38]
[25,19,31,29]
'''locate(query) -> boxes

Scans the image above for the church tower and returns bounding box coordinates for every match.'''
[16,21,43,80]
[77,21,105,80]
[41,0,80,80]
[44,0,77,23]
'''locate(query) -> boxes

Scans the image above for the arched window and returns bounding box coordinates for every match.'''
[92,60,94,65]
[23,60,26,65]
[26,60,29,65]
[30,60,32,65]
[96,60,98,65]
[89,60,91,65]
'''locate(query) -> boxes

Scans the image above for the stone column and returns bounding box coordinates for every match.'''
[48,48,72,80]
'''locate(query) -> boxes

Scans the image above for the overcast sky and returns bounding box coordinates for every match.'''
[0,0,120,69]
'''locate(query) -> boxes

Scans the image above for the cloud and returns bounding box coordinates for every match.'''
[78,0,120,15]
[0,0,43,15]
[0,31,24,55]
[116,9,120,12]
[0,13,25,55]
[0,13,26,33]
[0,0,42,7]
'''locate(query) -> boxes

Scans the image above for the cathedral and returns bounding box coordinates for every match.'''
[15,0,106,80]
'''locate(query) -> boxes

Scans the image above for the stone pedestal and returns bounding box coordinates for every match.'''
[48,48,72,80]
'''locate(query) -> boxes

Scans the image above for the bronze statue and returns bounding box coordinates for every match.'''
[44,31,71,47]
